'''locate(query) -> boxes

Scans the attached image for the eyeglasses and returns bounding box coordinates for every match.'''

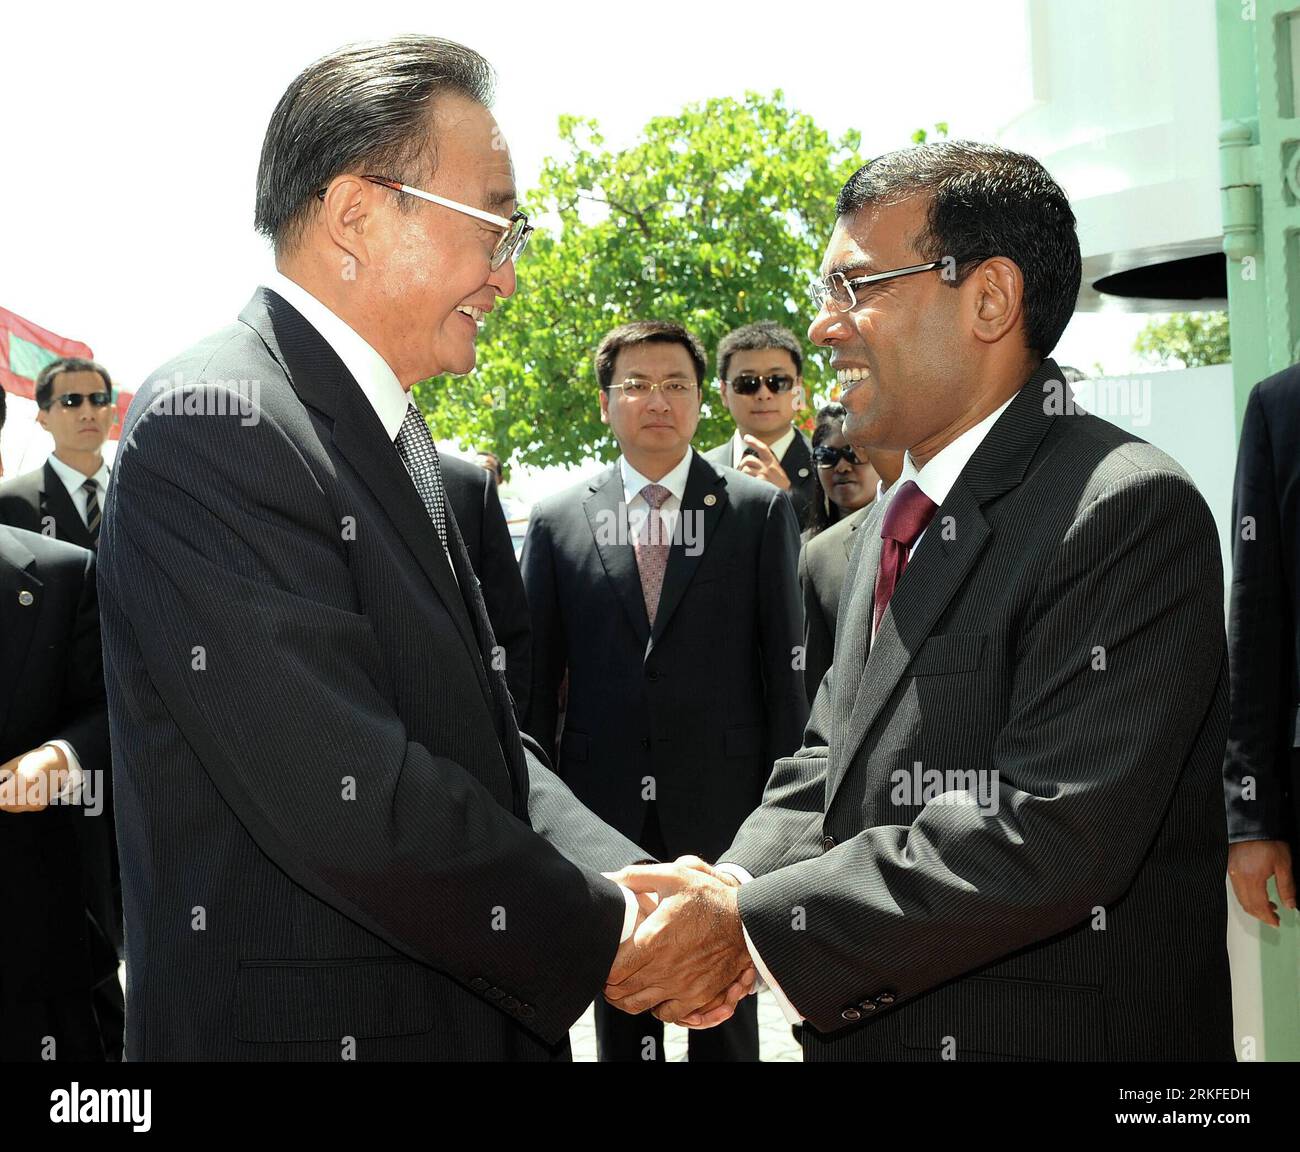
[807,260,950,313]
[316,175,533,270]
[813,444,863,468]
[607,377,699,399]
[727,372,796,395]
[43,392,113,410]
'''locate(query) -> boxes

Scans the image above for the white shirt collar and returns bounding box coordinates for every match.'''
[896,394,1016,509]
[264,270,412,443]
[620,448,694,506]
[731,425,797,469]
[47,451,110,497]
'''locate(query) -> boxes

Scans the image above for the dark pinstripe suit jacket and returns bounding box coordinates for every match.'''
[726,360,1234,1061]
[99,289,643,1061]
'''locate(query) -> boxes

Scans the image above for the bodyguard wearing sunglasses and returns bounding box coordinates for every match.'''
[97,36,655,1062]
[702,321,819,529]
[0,357,114,552]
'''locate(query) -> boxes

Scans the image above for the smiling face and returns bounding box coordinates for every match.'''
[599,341,701,472]
[808,195,971,455]
[719,347,803,440]
[37,369,114,458]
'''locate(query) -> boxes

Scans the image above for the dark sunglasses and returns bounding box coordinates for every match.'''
[44,392,113,410]
[814,444,863,468]
[727,372,796,395]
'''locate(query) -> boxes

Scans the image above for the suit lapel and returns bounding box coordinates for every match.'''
[826,361,1066,805]
[238,289,484,674]
[583,464,651,650]
[41,461,94,550]
[0,528,41,741]
[650,452,727,649]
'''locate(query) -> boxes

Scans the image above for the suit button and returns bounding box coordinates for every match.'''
[518,1003,536,1019]
[876,992,895,1006]
[501,995,520,1012]
[641,737,650,751]
[470,977,489,992]
[485,986,504,1000]
[822,835,836,852]
[857,1000,878,1013]
[646,670,662,681]
[841,1007,861,1022]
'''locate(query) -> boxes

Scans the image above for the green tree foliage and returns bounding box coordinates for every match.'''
[1133,311,1231,369]
[414,92,861,469]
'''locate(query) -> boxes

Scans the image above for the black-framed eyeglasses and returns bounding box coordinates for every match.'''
[727,372,796,395]
[315,175,533,270]
[607,377,699,399]
[813,444,863,468]
[43,391,113,411]
[807,260,950,313]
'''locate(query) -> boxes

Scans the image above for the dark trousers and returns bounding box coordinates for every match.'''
[593,802,761,1062]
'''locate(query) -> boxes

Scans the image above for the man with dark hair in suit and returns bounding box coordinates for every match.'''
[98,35,669,1062]
[606,141,1234,1063]
[0,382,117,1061]
[0,357,114,551]
[441,452,531,717]
[1224,368,1300,926]
[702,321,819,529]
[521,320,807,1061]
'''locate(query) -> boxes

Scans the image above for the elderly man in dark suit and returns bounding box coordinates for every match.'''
[702,321,819,530]
[606,142,1234,1063]
[0,384,116,1061]
[1224,367,1300,926]
[522,320,807,1061]
[99,35,654,1062]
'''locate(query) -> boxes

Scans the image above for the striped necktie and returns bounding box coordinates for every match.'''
[82,478,102,547]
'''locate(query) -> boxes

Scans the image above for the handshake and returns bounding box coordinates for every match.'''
[602,855,758,1028]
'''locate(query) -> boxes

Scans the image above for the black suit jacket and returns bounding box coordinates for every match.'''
[703,430,818,531]
[0,460,99,551]
[0,525,114,1051]
[1224,367,1300,851]
[520,452,808,861]
[725,360,1234,1061]
[798,503,875,708]
[99,289,644,1061]
[440,454,531,718]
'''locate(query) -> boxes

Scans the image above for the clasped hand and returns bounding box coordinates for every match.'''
[603,856,757,1029]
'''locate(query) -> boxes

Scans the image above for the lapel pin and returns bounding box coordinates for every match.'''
[703,494,717,507]
[798,467,810,478]
[19,590,35,606]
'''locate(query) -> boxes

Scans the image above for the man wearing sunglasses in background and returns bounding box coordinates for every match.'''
[97,36,664,1062]
[702,321,819,530]
[0,357,115,551]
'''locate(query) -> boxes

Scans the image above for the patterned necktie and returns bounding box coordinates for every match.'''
[873,480,938,636]
[633,483,672,627]
[82,478,102,547]
[394,404,447,549]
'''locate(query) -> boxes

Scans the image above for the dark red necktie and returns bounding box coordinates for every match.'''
[873,480,939,637]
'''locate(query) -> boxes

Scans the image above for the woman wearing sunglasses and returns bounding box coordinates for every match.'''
[804,402,883,539]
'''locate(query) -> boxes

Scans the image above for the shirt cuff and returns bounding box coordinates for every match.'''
[717,862,805,1025]
[618,884,640,943]
[41,741,84,803]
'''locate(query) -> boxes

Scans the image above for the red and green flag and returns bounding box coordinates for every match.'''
[0,305,131,439]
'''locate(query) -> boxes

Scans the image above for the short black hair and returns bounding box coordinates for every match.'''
[595,321,707,391]
[835,141,1081,359]
[0,378,6,433]
[812,401,847,449]
[716,321,803,383]
[35,357,113,410]
[255,36,496,253]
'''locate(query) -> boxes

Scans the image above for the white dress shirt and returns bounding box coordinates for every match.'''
[46,452,110,526]
[265,273,638,940]
[730,425,797,469]
[721,392,1017,1024]
[619,447,694,542]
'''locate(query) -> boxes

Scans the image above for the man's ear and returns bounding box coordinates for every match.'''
[969,257,1024,346]
[792,377,805,410]
[320,176,375,268]
[599,388,611,426]
[35,407,49,432]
